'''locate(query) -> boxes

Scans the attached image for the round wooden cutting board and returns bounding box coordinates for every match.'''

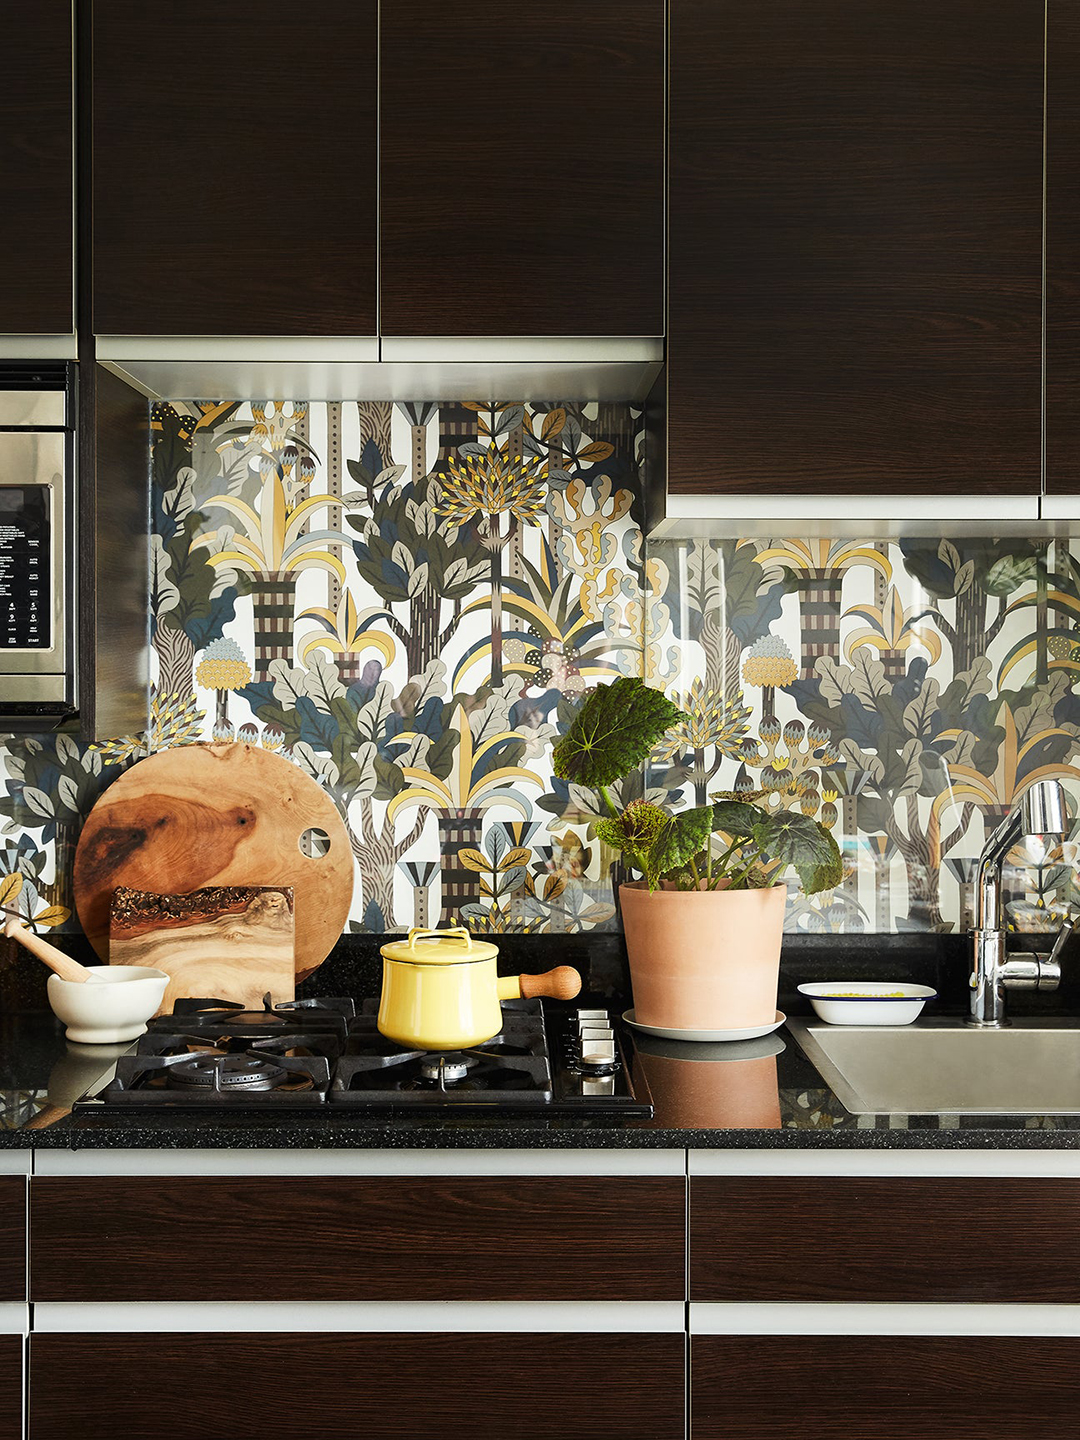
[74,742,354,982]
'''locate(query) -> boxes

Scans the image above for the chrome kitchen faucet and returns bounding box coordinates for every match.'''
[969,779,1074,1027]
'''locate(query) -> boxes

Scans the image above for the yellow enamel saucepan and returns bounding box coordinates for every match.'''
[378,926,581,1050]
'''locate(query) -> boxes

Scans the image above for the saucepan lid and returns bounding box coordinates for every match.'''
[380,926,499,966]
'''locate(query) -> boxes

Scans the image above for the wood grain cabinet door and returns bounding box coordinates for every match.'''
[691,1177,1080,1303]
[1046,0,1080,494]
[0,1337,21,1440]
[31,1332,684,1440]
[31,1176,685,1301]
[693,1336,1080,1440]
[0,0,73,334]
[91,0,378,336]
[668,0,1044,497]
[380,1,664,337]
[0,1179,25,1303]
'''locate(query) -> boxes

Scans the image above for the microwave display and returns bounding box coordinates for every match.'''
[0,484,51,650]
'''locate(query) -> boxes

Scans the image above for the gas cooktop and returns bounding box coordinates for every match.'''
[74,996,653,1119]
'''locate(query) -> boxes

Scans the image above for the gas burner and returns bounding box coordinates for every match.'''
[166,1054,288,1092]
[419,1054,473,1085]
[74,997,653,1117]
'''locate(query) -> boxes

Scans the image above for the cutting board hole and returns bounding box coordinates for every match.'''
[298,827,332,858]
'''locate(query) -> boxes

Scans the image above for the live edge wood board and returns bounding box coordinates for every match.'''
[109,885,295,1014]
[73,743,353,983]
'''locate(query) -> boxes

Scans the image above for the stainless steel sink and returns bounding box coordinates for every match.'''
[787,1015,1080,1115]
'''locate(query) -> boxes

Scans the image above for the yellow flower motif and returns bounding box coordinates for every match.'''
[433,443,548,529]
[655,677,752,761]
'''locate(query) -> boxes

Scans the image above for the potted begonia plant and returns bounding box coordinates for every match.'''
[553,676,842,1032]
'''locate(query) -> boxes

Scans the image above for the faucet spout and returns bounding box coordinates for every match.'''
[969,779,1070,1027]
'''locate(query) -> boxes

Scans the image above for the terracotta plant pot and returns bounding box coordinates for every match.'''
[620,880,786,1031]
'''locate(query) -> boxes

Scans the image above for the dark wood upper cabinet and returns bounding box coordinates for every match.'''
[0,1,73,334]
[380,1,664,337]
[91,0,378,336]
[668,0,1044,497]
[1047,0,1080,494]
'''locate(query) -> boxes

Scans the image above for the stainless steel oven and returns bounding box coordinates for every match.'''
[0,365,76,721]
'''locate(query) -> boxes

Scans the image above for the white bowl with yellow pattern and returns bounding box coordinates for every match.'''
[797,982,936,1026]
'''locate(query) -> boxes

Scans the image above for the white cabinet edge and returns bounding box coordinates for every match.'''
[0,1155,30,1176]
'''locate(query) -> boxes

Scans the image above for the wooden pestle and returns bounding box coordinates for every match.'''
[1,916,93,983]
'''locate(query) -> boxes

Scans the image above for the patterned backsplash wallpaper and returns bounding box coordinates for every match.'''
[1,396,1079,939]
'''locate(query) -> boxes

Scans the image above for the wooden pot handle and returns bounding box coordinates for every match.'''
[518,966,582,1001]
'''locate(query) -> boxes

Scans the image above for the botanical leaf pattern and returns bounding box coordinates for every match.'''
[1,401,1079,937]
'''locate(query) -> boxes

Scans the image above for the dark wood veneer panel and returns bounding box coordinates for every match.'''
[0,1179,25,1302]
[668,0,1043,495]
[92,0,377,335]
[0,1337,20,1440]
[691,1177,1080,1303]
[693,1336,1080,1440]
[32,1176,684,1301]
[0,1,73,333]
[78,364,150,740]
[1047,1,1080,493]
[380,1,664,336]
[32,1333,683,1440]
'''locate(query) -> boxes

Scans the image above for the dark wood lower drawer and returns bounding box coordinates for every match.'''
[691,1176,1080,1301]
[0,1178,25,1301]
[31,1175,685,1301]
[0,1335,20,1440]
[693,1336,1080,1439]
[31,1333,684,1440]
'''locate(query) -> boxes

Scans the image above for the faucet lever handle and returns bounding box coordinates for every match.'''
[1023,917,1073,990]
[1043,916,1074,978]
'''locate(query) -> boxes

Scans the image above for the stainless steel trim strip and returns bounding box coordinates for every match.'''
[34,1147,686,1177]
[689,1148,1080,1178]
[34,1301,686,1334]
[0,338,77,361]
[0,1305,27,1337]
[691,1302,1080,1336]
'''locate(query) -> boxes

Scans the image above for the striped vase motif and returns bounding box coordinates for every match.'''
[250,570,297,681]
[437,810,485,924]
[796,570,845,679]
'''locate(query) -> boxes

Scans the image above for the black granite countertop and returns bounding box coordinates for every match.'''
[3,930,1079,1150]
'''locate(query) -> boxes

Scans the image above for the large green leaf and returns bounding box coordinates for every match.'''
[596,801,716,890]
[712,798,769,839]
[751,811,843,894]
[552,677,684,789]
[652,806,716,881]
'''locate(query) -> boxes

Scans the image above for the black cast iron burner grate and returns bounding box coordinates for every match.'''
[92,1030,335,1107]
